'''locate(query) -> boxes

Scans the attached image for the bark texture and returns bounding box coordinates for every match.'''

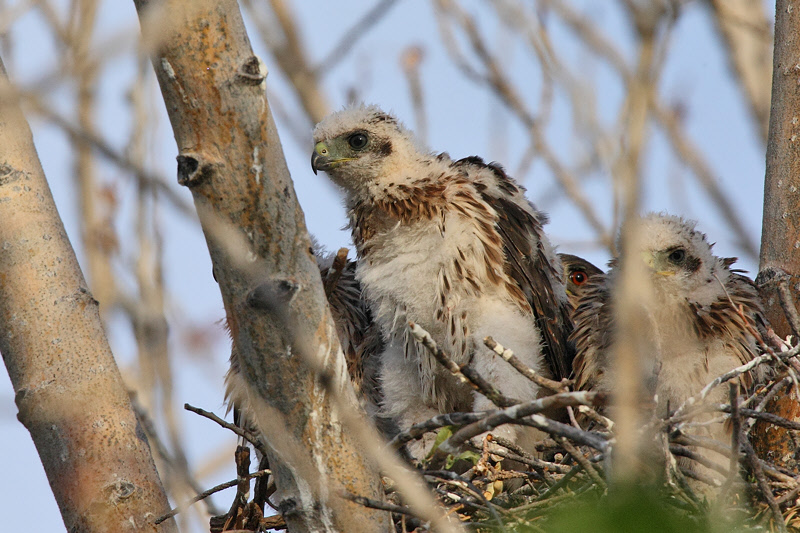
[132,1,390,530]
[0,61,177,533]
[754,0,800,471]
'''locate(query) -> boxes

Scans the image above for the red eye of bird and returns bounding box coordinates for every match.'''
[570,271,588,285]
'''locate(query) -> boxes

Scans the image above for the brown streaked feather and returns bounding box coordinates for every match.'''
[456,157,575,381]
[571,276,613,392]
[349,181,447,256]
[688,272,764,388]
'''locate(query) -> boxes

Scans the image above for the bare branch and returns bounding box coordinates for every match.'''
[484,336,571,392]
[156,468,272,525]
[410,321,520,408]
[0,54,177,533]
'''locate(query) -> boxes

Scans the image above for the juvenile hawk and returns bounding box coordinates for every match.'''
[571,213,766,484]
[559,253,604,312]
[311,104,573,459]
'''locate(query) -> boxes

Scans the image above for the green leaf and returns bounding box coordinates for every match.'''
[445,450,481,469]
[424,426,454,461]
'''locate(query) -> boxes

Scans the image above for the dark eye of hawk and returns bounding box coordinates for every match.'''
[348,133,368,150]
[667,248,686,265]
[569,270,588,285]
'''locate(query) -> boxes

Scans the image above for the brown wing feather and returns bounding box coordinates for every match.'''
[457,157,575,380]
[570,275,612,391]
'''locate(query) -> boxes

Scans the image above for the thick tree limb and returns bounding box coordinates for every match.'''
[0,58,177,533]
[755,0,800,473]
[132,1,404,530]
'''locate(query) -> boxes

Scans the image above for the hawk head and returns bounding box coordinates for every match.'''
[559,253,604,310]
[311,105,423,195]
[634,213,728,305]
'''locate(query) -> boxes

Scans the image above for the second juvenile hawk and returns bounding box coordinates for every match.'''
[311,104,573,458]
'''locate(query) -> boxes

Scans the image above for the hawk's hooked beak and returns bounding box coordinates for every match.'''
[311,141,355,174]
[311,142,329,175]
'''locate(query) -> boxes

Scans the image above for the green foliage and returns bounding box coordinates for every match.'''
[425,426,453,461]
[527,484,712,533]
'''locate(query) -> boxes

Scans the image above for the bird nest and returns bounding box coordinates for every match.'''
[163,321,800,533]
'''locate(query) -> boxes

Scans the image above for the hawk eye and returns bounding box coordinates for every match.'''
[570,271,588,286]
[667,248,686,264]
[348,133,368,150]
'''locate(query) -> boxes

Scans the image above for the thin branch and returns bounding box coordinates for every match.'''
[340,491,422,521]
[440,393,609,455]
[409,321,519,408]
[390,411,486,448]
[717,404,800,432]
[668,444,729,478]
[184,403,270,457]
[424,470,504,525]
[743,433,787,532]
[668,343,800,423]
[558,437,607,491]
[131,395,221,516]
[484,336,571,392]
[747,376,791,433]
[155,468,272,525]
[27,98,195,218]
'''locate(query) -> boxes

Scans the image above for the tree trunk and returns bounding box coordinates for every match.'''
[132,1,391,530]
[0,59,177,533]
[754,0,800,471]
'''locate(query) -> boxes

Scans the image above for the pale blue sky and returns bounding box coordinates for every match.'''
[0,1,770,530]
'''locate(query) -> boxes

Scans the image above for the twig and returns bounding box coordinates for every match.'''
[518,415,610,452]
[577,405,615,430]
[340,491,423,521]
[155,468,272,524]
[409,322,519,408]
[484,336,572,392]
[667,445,729,480]
[481,447,570,476]
[322,247,350,297]
[776,485,800,506]
[184,403,269,457]
[678,466,721,488]
[485,435,571,475]
[401,46,428,145]
[439,392,607,455]
[534,464,582,501]
[130,395,221,516]
[558,437,607,491]
[390,411,486,448]
[671,433,732,459]
[667,343,800,424]
[28,98,195,218]
[424,470,505,526]
[741,420,787,532]
[433,0,613,250]
[747,376,791,433]
[717,404,800,431]
[716,383,743,501]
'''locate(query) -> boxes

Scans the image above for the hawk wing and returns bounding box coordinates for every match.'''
[570,274,612,391]
[457,157,575,380]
